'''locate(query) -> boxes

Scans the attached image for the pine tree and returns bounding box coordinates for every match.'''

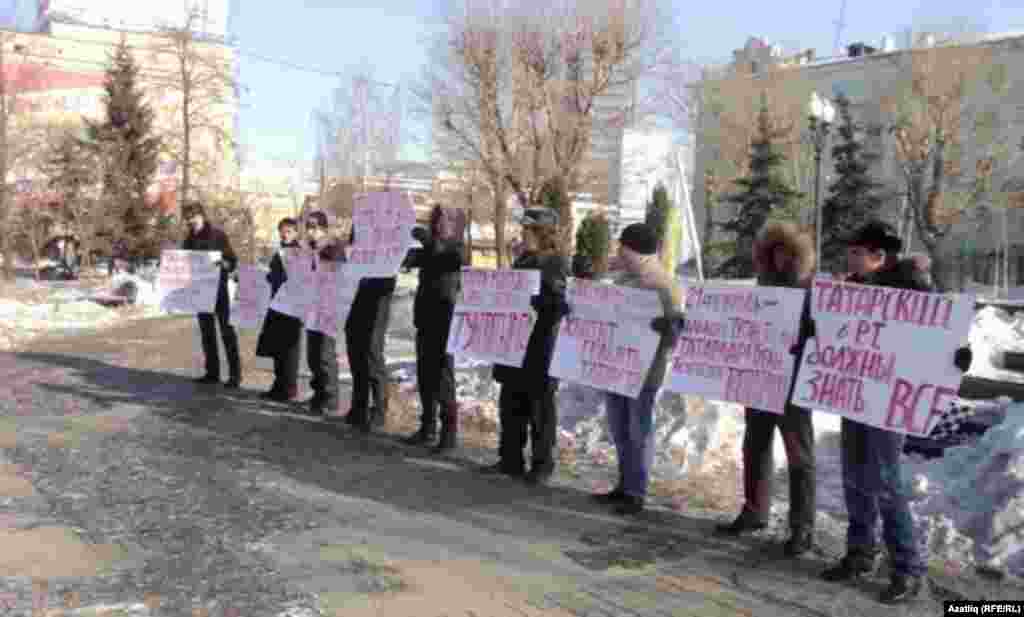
[719,95,801,277]
[821,96,884,271]
[537,176,572,254]
[645,183,670,248]
[575,210,611,275]
[86,39,162,262]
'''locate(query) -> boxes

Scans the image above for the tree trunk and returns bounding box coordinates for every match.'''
[494,184,507,268]
[701,192,715,270]
[181,58,192,208]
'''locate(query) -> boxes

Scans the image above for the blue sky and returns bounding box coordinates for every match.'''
[234,0,1024,167]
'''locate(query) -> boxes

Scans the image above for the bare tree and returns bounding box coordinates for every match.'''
[147,8,239,207]
[880,40,1002,289]
[420,0,669,261]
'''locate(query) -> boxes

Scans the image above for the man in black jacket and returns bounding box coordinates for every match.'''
[343,228,398,433]
[182,201,241,388]
[401,205,466,451]
[820,220,973,604]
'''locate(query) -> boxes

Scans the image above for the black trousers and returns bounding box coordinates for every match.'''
[307,331,339,407]
[497,381,558,473]
[196,295,240,381]
[414,307,456,430]
[741,405,816,531]
[271,344,300,392]
[345,291,394,413]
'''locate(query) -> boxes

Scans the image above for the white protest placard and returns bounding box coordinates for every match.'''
[446,268,541,367]
[306,262,361,337]
[230,265,272,330]
[666,284,805,413]
[345,191,417,278]
[269,248,318,321]
[792,279,974,436]
[549,279,663,398]
[156,249,221,314]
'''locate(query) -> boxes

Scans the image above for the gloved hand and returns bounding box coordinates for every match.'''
[531,295,571,317]
[954,346,973,372]
[651,315,685,337]
[411,227,429,243]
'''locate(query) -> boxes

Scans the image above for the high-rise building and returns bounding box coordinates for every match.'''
[40,0,230,39]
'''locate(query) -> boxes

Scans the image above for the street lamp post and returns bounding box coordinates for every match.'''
[808,92,835,272]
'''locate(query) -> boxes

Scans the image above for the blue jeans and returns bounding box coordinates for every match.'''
[841,418,926,577]
[605,387,658,498]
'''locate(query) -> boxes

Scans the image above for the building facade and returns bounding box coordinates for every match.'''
[693,32,1024,283]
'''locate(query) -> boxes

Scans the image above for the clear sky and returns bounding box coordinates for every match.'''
[233,0,1024,169]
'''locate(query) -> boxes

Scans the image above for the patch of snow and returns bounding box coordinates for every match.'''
[969,307,1024,383]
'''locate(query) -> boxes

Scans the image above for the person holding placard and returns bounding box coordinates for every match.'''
[401,205,466,452]
[591,223,684,515]
[482,208,570,485]
[821,220,973,604]
[715,222,817,556]
[182,201,242,388]
[342,229,398,433]
[256,218,302,402]
[304,211,346,416]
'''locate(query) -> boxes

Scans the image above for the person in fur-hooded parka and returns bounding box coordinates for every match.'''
[716,221,818,558]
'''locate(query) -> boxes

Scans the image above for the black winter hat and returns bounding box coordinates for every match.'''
[619,223,659,256]
[847,220,902,253]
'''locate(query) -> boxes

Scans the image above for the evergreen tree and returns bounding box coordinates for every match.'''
[645,183,670,249]
[86,40,162,261]
[719,95,801,277]
[537,176,572,254]
[821,96,884,271]
[575,210,611,275]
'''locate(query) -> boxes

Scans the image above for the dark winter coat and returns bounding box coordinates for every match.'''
[847,257,934,293]
[255,240,302,358]
[492,252,570,389]
[404,231,465,330]
[182,223,237,308]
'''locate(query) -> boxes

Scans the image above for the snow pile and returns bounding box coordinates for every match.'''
[912,404,1024,575]
[968,306,1024,383]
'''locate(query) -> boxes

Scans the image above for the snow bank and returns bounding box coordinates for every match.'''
[912,403,1024,575]
[968,306,1024,384]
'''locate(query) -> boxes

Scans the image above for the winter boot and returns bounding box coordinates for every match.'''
[783,527,814,557]
[404,396,438,445]
[879,575,922,604]
[714,508,768,536]
[821,550,878,583]
[432,403,458,453]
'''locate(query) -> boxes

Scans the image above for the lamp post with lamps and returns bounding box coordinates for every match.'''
[808,92,835,272]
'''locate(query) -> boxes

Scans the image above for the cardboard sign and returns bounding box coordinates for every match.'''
[156,249,221,314]
[269,248,318,321]
[346,191,417,278]
[446,268,541,367]
[306,262,361,337]
[230,264,272,330]
[792,279,974,436]
[549,279,662,398]
[666,283,805,413]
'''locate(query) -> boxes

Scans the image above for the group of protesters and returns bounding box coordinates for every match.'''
[180,196,973,605]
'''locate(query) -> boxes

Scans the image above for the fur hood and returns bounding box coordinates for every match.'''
[753,222,816,286]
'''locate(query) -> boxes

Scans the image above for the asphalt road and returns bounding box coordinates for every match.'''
[0,313,1018,616]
